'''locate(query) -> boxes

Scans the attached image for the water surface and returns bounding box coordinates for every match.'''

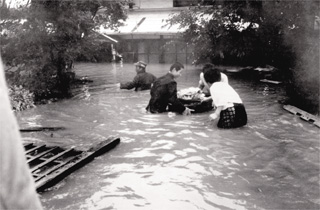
[17,63,320,210]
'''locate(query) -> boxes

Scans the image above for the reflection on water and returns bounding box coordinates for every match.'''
[17,63,320,210]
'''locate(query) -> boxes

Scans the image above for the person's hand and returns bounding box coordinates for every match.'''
[201,96,210,103]
[209,113,218,121]
[183,107,193,116]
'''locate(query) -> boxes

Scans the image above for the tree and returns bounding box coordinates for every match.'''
[167,0,319,113]
[166,0,263,65]
[265,0,319,113]
[0,0,127,100]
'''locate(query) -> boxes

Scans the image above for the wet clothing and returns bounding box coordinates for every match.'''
[120,71,156,91]
[209,82,247,128]
[146,73,186,114]
[218,103,247,128]
[210,82,242,109]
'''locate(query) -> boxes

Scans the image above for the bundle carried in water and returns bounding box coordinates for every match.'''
[177,87,213,113]
[177,87,205,103]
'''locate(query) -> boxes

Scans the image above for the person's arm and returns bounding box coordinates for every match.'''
[198,72,205,89]
[120,75,139,90]
[221,73,228,84]
[209,106,222,120]
[201,96,212,102]
[198,79,205,89]
[0,57,43,210]
[167,82,188,114]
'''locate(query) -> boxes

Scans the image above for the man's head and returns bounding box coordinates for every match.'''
[169,62,185,78]
[134,61,147,73]
[202,63,215,74]
[203,67,221,84]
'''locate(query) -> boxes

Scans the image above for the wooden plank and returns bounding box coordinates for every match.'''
[131,17,146,33]
[300,115,315,123]
[35,137,120,192]
[34,156,81,182]
[32,174,40,178]
[283,105,298,115]
[260,79,282,84]
[25,145,46,155]
[314,121,320,128]
[20,126,65,132]
[24,143,34,149]
[26,155,33,159]
[27,147,58,164]
[283,105,320,128]
[31,148,74,173]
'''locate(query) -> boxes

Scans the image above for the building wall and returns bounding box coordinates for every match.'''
[131,0,202,9]
[113,1,195,64]
[132,0,173,9]
[117,38,194,64]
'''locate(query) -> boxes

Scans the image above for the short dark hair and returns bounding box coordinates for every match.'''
[203,67,221,84]
[202,63,215,74]
[170,62,184,71]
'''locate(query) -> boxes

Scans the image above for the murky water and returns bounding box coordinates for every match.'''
[17,63,320,210]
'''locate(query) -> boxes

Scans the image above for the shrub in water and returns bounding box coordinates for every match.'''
[8,85,35,111]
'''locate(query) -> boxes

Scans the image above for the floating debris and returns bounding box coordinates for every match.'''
[260,79,282,84]
[24,136,120,192]
[283,105,320,128]
[20,126,66,132]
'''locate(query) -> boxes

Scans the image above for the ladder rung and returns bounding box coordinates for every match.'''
[35,155,81,182]
[27,147,58,164]
[25,145,46,155]
[32,148,74,173]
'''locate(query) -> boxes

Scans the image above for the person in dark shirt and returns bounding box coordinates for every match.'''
[146,62,192,115]
[120,61,156,91]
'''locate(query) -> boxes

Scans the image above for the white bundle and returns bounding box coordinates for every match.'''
[177,87,205,101]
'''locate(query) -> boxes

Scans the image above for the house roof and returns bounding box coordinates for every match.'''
[99,9,185,36]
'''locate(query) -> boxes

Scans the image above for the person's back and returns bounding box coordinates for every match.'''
[120,61,156,91]
[133,71,157,91]
[147,73,178,113]
[146,62,192,115]
[210,82,242,110]
[203,67,247,128]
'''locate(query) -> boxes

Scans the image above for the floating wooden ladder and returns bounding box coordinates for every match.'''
[283,105,320,128]
[24,137,120,192]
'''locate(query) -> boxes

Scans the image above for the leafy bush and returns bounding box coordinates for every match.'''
[8,85,35,111]
[167,1,319,114]
[1,0,127,101]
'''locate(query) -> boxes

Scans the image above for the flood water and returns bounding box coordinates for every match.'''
[17,63,320,210]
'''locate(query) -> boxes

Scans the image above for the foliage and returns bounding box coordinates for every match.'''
[75,36,113,62]
[8,85,35,112]
[1,0,127,101]
[166,1,318,67]
[167,0,319,113]
[166,1,264,65]
[263,1,319,113]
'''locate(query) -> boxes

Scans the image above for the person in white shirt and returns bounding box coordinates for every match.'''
[202,66,247,128]
[198,63,228,96]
